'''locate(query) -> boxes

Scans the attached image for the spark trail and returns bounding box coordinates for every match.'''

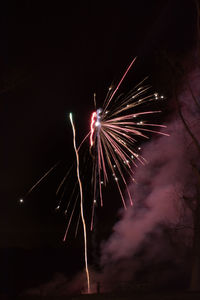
[19,161,60,203]
[69,113,90,294]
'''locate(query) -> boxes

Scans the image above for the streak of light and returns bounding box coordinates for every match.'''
[69,112,90,294]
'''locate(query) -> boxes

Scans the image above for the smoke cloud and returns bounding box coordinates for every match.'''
[100,65,200,284]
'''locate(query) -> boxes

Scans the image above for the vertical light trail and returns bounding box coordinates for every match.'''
[90,111,97,147]
[69,113,91,294]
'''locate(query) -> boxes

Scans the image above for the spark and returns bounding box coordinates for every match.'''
[21,162,60,200]
[69,113,90,294]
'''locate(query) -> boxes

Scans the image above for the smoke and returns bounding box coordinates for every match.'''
[100,65,200,284]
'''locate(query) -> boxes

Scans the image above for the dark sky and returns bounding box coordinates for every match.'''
[0,0,197,294]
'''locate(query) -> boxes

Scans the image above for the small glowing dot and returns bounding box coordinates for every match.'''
[113,165,116,168]
[133,115,136,118]
[101,181,104,184]
[154,93,158,97]
[139,99,142,102]
[109,86,112,91]
[138,147,141,150]
[126,104,129,107]
[135,154,139,157]
[140,121,143,124]
[105,111,109,114]
[161,95,164,99]
[94,199,97,204]
[126,160,130,164]
[115,177,118,181]
[131,155,134,159]
[19,198,24,204]
[55,205,60,210]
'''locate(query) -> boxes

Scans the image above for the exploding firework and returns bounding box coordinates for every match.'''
[87,58,168,230]
[20,57,168,294]
[63,58,167,292]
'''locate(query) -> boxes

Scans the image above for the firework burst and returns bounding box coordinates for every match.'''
[88,58,168,230]
[62,58,168,293]
[20,57,168,294]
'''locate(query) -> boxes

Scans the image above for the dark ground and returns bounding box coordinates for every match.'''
[13,291,200,300]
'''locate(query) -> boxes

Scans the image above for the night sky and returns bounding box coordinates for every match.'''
[0,0,197,295]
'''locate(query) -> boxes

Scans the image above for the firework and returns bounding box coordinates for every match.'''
[88,58,168,229]
[57,58,168,237]
[20,57,168,294]
[69,113,90,293]
[64,58,167,292]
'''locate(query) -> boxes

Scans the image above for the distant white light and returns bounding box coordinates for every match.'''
[161,95,164,99]
[19,198,24,204]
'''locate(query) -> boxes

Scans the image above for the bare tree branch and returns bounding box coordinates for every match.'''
[175,91,200,155]
[187,81,200,110]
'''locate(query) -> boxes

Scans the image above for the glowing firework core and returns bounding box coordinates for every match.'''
[90,112,97,147]
[90,108,102,147]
